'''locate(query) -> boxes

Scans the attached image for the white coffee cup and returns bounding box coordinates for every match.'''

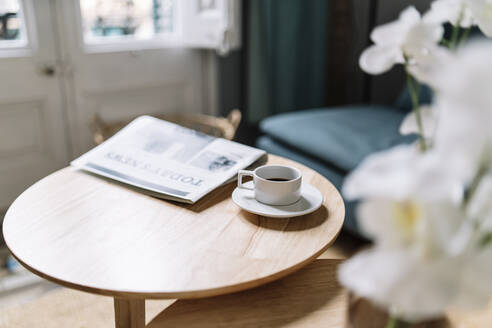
[237,165,302,205]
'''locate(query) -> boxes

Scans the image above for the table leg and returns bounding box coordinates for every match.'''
[114,297,145,328]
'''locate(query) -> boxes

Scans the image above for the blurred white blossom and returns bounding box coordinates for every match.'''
[340,38,492,322]
[340,184,492,321]
[468,0,492,37]
[430,42,492,111]
[339,244,492,322]
[359,6,444,74]
[425,0,492,37]
[342,144,463,203]
[357,199,464,252]
[399,105,439,139]
[424,0,475,27]
[407,46,453,86]
[427,42,492,187]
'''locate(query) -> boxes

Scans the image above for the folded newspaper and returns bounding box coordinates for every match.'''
[71,115,267,204]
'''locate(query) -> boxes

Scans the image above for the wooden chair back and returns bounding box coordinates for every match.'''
[90,109,242,145]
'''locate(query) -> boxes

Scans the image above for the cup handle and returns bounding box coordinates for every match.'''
[238,170,254,190]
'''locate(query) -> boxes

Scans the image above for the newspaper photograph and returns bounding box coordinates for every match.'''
[71,116,267,203]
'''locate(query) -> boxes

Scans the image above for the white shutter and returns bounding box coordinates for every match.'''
[180,0,241,55]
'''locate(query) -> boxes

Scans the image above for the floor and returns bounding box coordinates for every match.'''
[0,247,57,309]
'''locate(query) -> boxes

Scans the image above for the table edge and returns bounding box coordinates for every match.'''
[3,154,345,299]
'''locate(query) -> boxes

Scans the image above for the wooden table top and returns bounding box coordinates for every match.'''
[3,155,345,300]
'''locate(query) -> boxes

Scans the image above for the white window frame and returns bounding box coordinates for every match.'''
[75,0,182,54]
[72,0,240,55]
[0,0,37,58]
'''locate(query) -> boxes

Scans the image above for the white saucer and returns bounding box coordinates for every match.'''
[232,181,323,218]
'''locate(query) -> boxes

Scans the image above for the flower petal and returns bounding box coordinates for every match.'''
[371,6,420,46]
[359,45,403,75]
[407,46,453,86]
[404,23,444,56]
[338,248,466,322]
[370,21,407,46]
[460,7,476,27]
[358,197,465,255]
[468,0,492,37]
[399,6,422,27]
[357,199,412,247]
[399,105,439,139]
[342,145,420,200]
[456,247,492,309]
[343,143,464,203]
[424,0,466,26]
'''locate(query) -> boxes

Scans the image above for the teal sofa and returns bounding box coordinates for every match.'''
[256,89,429,236]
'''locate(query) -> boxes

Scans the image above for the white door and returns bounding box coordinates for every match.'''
[0,0,240,210]
[57,0,240,156]
[0,0,69,209]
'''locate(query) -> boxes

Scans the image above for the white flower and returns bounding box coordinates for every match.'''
[424,0,475,28]
[339,245,492,322]
[399,105,439,139]
[467,0,492,37]
[342,144,463,203]
[425,42,492,185]
[341,29,492,325]
[425,0,492,37]
[358,199,464,252]
[359,6,444,74]
[407,45,453,86]
[339,197,492,321]
[430,41,492,111]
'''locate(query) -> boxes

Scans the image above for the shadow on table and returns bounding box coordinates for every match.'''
[184,182,236,213]
[147,259,346,328]
[80,170,236,213]
[239,205,328,231]
[79,169,329,219]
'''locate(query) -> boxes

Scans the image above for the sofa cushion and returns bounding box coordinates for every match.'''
[259,106,416,172]
[256,136,360,236]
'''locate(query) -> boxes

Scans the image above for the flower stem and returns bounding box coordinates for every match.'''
[464,164,488,208]
[386,316,409,328]
[449,7,466,49]
[450,25,461,49]
[441,38,451,47]
[386,317,398,328]
[405,70,426,152]
[459,27,471,46]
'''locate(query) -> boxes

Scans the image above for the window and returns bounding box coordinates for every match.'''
[79,0,175,43]
[0,0,27,46]
[77,0,241,55]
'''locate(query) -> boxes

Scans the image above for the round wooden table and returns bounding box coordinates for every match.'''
[3,155,345,328]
